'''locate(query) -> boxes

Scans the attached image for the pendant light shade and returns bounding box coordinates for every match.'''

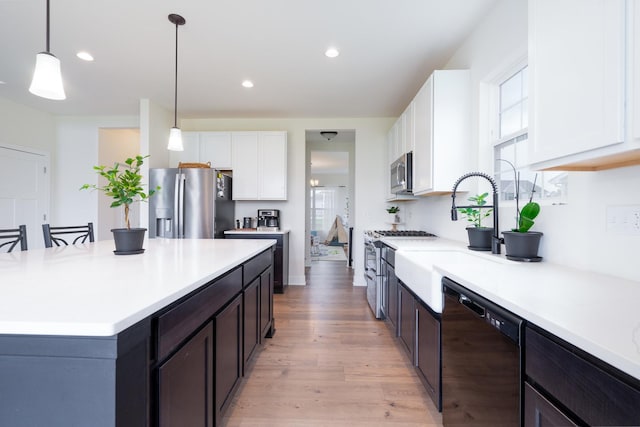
[29,0,66,100]
[168,127,183,151]
[167,13,186,151]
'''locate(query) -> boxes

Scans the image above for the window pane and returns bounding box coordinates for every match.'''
[500,105,522,137]
[521,67,528,97]
[521,99,528,129]
[500,72,522,110]
[514,135,529,167]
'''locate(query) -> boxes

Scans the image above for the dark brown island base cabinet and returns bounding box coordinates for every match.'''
[0,247,275,427]
[225,232,289,293]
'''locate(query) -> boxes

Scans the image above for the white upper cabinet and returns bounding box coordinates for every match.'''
[403,102,415,155]
[168,131,232,169]
[232,131,287,200]
[258,132,288,200]
[634,0,640,144]
[529,0,640,170]
[199,132,232,169]
[413,70,471,195]
[168,132,200,167]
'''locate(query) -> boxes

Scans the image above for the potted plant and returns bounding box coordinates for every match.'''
[458,193,493,251]
[500,162,543,261]
[387,206,401,224]
[81,155,159,254]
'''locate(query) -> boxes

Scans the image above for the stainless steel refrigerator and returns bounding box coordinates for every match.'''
[149,168,234,239]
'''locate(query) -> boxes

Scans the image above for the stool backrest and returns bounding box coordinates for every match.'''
[42,223,95,248]
[0,225,28,252]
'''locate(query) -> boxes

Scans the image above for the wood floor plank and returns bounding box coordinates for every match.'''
[221,261,443,426]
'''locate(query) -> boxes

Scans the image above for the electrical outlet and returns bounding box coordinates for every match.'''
[606,205,640,235]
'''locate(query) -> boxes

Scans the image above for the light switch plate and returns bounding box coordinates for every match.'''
[606,205,640,235]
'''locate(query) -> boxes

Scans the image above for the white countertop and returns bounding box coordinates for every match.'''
[386,237,640,380]
[224,229,290,234]
[0,239,275,337]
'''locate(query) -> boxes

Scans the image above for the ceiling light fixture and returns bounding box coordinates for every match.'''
[29,0,65,100]
[76,51,94,61]
[325,48,340,58]
[320,131,338,141]
[167,13,186,151]
[242,80,254,88]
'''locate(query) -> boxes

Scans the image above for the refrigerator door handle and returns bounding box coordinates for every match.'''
[174,173,185,238]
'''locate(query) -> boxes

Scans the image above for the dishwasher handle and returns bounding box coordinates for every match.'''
[459,294,485,318]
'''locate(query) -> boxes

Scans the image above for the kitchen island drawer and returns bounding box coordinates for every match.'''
[243,248,273,286]
[157,266,242,361]
[525,326,640,426]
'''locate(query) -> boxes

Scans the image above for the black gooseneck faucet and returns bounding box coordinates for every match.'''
[451,172,502,254]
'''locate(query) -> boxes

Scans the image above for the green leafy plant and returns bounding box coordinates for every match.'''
[386,206,400,214]
[81,155,159,229]
[458,193,493,228]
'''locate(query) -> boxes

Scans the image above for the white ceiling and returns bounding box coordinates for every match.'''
[0,0,497,118]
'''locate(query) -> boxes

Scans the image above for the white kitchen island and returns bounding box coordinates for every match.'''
[0,238,276,427]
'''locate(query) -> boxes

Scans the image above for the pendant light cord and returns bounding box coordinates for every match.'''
[45,0,50,53]
[173,20,178,127]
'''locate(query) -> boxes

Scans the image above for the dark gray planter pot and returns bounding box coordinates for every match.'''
[466,227,493,251]
[111,228,146,255]
[502,231,543,261]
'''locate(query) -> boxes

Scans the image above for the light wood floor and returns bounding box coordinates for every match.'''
[222,261,443,427]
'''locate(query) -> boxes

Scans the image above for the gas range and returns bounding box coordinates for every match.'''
[364,230,437,243]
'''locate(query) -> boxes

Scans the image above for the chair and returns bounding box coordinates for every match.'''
[43,223,94,248]
[0,225,28,252]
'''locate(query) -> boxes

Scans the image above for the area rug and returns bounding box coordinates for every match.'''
[313,244,347,261]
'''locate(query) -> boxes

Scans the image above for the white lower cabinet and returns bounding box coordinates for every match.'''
[412,69,470,195]
[232,131,287,200]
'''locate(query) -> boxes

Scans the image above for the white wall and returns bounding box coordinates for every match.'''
[97,129,140,238]
[182,117,395,286]
[0,97,56,154]
[55,116,138,236]
[402,0,640,282]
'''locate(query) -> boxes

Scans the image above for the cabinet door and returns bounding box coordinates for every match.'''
[200,132,232,169]
[398,284,415,361]
[413,76,433,193]
[416,302,441,410]
[260,266,274,339]
[403,101,415,154]
[243,277,260,368]
[258,132,287,200]
[231,132,259,200]
[168,132,200,168]
[529,0,625,165]
[387,263,398,335]
[158,323,213,427]
[634,1,640,142]
[524,382,578,427]
[215,294,243,423]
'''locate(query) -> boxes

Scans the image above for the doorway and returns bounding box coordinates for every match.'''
[0,144,50,250]
[305,130,355,267]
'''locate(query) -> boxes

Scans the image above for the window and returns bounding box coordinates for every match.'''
[493,65,567,203]
[309,186,348,242]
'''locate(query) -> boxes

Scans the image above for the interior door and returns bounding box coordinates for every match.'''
[0,145,50,249]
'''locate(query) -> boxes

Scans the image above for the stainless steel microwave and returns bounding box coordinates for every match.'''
[390,152,413,194]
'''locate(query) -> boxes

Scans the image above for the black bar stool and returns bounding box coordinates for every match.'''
[42,223,94,248]
[0,225,28,252]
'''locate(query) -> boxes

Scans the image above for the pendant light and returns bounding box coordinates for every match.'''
[29,0,66,100]
[167,14,186,151]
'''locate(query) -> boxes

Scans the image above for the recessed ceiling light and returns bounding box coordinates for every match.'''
[242,80,254,88]
[325,48,340,58]
[76,51,94,61]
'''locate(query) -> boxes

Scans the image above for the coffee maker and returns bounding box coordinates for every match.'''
[257,209,280,231]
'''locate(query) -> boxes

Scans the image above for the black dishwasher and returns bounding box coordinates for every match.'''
[442,277,524,426]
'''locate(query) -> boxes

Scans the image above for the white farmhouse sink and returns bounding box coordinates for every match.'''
[395,250,510,313]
